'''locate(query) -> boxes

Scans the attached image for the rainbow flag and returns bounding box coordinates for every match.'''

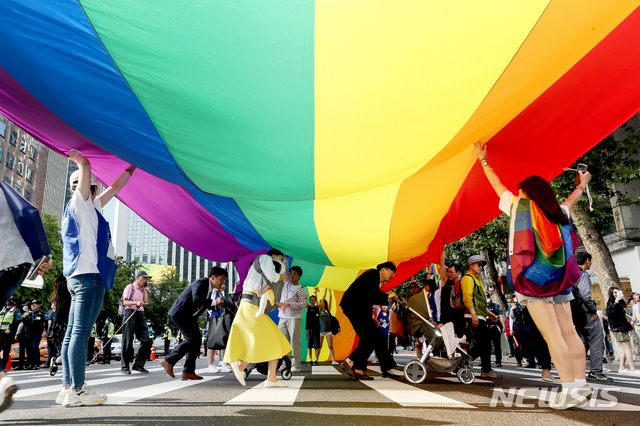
[506,197,581,297]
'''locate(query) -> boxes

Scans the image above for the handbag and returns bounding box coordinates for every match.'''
[1,182,50,260]
[389,302,405,338]
[207,313,233,350]
[207,297,238,350]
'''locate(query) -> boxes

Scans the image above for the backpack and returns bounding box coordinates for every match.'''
[117,285,135,316]
[449,280,465,310]
[570,284,587,329]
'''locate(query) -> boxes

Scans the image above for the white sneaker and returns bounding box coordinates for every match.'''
[0,376,18,413]
[332,361,339,365]
[219,364,232,373]
[264,379,288,388]
[577,386,593,399]
[205,365,221,373]
[618,368,630,374]
[549,389,587,410]
[291,367,301,373]
[62,384,107,407]
[629,369,640,376]
[55,387,69,405]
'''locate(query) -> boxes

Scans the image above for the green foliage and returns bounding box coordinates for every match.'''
[95,257,138,328]
[550,124,640,231]
[14,213,63,308]
[144,268,189,335]
[445,214,509,273]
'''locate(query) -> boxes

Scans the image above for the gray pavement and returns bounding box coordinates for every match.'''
[2,353,639,426]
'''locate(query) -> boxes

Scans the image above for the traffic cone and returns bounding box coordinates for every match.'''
[6,356,11,371]
[151,346,156,361]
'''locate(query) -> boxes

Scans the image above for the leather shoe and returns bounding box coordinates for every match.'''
[381,370,401,379]
[354,371,374,381]
[160,359,175,378]
[181,372,203,380]
[340,360,356,378]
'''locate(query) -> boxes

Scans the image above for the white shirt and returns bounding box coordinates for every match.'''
[69,188,101,278]
[0,190,32,270]
[243,254,280,292]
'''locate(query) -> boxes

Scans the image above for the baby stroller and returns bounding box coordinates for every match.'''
[243,354,293,381]
[403,307,475,385]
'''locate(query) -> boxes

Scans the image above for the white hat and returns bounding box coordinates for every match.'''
[69,169,99,187]
[467,255,487,266]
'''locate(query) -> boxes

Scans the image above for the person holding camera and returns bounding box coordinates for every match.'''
[473,142,592,409]
[121,270,153,374]
[606,287,639,375]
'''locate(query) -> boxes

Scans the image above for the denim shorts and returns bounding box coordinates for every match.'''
[516,290,574,305]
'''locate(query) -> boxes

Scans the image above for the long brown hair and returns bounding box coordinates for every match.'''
[518,176,569,225]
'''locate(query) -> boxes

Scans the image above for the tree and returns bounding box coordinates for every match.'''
[144,267,189,336]
[95,257,138,332]
[550,123,640,357]
[444,215,510,312]
[14,213,63,308]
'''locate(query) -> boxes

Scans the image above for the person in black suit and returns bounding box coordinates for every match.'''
[160,266,228,380]
[339,262,399,381]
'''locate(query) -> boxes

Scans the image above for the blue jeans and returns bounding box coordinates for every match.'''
[62,274,105,390]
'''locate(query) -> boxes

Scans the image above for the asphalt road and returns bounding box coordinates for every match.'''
[3,354,639,426]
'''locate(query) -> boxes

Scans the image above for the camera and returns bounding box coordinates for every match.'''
[574,163,588,184]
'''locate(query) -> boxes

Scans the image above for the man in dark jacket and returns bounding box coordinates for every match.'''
[160,266,228,380]
[574,252,612,382]
[18,299,46,370]
[339,262,399,381]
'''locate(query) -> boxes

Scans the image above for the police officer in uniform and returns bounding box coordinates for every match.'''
[17,300,46,370]
[101,318,115,364]
[15,302,31,370]
[161,325,172,356]
[0,297,20,369]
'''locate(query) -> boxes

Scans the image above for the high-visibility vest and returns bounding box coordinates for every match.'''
[0,307,15,332]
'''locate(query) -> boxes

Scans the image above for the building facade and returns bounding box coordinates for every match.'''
[0,114,50,209]
[105,198,238,284]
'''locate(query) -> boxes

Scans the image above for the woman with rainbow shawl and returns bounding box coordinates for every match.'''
[472,142,592,410]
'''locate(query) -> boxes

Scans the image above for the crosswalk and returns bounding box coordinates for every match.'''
[8,361,640,410]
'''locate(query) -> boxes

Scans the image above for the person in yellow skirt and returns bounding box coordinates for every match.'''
[225,249,292,388]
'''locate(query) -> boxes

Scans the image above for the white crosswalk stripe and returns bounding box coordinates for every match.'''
[365,366,475,408]
[104,376,220,404]
[439,376,492,384]
[360,377,476,408]
[311,365,341,375]
[15,376,144,399]
[224,377,305,406]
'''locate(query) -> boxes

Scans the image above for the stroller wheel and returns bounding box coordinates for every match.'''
[404,360,427,384]
[281,369,292,380]
[456,366,475,385]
